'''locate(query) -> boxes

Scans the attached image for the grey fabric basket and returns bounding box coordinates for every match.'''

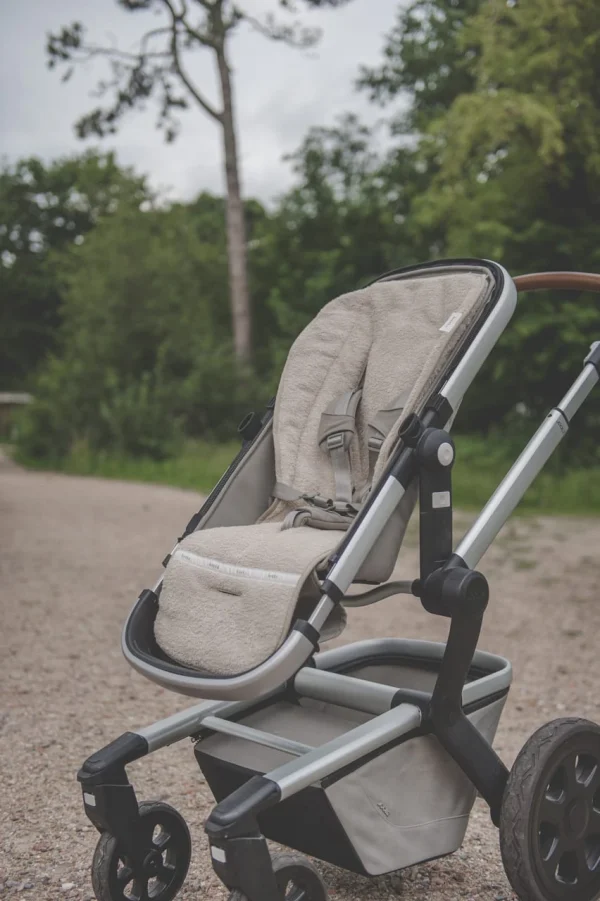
[195,640,510,876]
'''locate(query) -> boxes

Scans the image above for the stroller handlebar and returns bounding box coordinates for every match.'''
[514,271,600,293]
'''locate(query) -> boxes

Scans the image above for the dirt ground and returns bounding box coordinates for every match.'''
[2,454,600,900]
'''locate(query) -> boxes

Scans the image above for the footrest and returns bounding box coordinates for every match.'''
[122,587,334,700]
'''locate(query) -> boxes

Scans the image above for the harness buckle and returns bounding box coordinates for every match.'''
[301,494,330,510]
[368,436,384,453]
[326,433,345,451]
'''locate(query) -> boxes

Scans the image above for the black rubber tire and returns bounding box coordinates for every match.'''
[500,717,600,901]
[228,851,328,901]
[91,800,191,901]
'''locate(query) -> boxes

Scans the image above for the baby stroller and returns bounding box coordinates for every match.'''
[78,260,600,901]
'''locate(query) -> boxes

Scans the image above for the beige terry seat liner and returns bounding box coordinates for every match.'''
[156,267,493,676]
[155,522,346,676]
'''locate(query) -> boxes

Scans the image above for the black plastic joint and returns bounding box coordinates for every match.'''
[238,412,262,443]
[78,732,149,787]
[321,579,344,604]
[180,512,202,541]
[415,428,455,471]
[584,341,600,373]
[294,619,320,650]
[425,393,454,427]
[205,776,281,839]
[80,782,142,843]
[208,832,280,901]
[421,566,489,618]
[398,412,425,448]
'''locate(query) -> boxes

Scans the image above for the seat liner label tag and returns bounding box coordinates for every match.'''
[440,311,462,333]
[174,549,301,585]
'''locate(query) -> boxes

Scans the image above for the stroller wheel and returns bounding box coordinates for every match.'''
[228,851,328,900]
[500,717,600,901]
[91,800,191,901]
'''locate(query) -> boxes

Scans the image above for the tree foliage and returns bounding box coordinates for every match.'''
[47,0,355,363]
[405,0,600,443]
[17,196,271,460]
[10,0,600,464]
[0,152,149,388]
[358,0,481,132]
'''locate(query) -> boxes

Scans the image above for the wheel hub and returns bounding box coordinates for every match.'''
[564,798,590,840]
[535,747,600,893]
[143,848,163,878]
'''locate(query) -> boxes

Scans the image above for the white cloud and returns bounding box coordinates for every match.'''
[2,0,400,203]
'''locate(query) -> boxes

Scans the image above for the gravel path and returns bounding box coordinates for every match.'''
[2,458,600,900]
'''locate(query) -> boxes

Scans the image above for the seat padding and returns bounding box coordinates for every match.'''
[272,267,492,502]
[156,264,494,675]
[156,522,345,676]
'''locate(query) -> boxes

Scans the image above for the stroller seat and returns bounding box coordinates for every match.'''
[154,263,496,678]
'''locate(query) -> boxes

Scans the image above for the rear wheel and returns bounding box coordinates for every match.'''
[228,851,328,901]
[500,717,600,901]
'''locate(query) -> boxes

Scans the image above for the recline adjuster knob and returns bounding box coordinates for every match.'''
[421,566,489,617]
[416,428,455,471]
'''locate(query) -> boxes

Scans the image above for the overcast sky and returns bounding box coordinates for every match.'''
[2,0,401,204]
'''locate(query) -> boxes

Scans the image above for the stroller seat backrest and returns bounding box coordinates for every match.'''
[189,263,497,540]
[271,265,494,516]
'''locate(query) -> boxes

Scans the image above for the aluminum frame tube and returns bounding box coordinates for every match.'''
[199,716,313,758]
[267,703,422,800]
[455,362,599,569]
[294,667,398,715]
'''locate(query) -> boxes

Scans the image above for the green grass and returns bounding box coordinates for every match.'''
[14,440,240,494]
[452,434,600,515]
[12,434,600,514]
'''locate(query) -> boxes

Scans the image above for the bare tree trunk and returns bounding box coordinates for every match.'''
[216,44,252,364]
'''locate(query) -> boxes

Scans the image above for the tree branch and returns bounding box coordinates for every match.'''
[244,12,320,48]
[190,0,224,11]
[161,0,219,48]
[140,25,174,54]
[50,39,170,64]
[168,19,223,121]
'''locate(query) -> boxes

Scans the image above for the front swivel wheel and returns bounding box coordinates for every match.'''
[228,851,328,901]
[91,800,191,901]
[500,717,600,901]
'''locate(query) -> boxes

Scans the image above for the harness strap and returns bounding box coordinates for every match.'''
[273,482,360,513]
[273,481,304,502]
[367,389,410,472]
[281,507,355,532]
[317,388,362,504]
[273,482,361,531]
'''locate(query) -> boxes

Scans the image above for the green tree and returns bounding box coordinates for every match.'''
[47,0,354,365]
[408,0,600,448]
[19,195,267,460]
[250,114,422,375]
[357,0,486,261]
[356,0,600,457]
[0,152,148,388]
[358,0,482,133]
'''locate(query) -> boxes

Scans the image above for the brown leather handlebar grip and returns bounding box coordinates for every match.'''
[514,272,600,293]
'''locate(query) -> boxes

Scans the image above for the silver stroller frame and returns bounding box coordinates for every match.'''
[77,262,600,901]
